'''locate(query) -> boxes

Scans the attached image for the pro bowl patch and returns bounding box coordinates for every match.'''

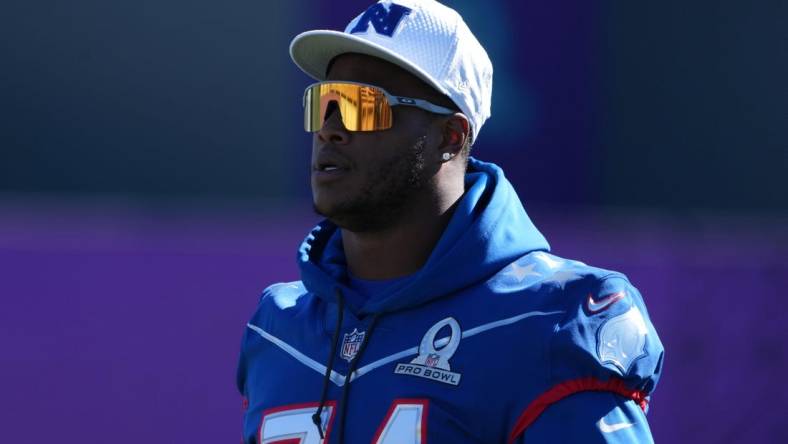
[394,317,462,386]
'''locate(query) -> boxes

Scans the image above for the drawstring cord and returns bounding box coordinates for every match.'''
[311,287,381,443]
[337,313,380,444]
[312,288,345,439]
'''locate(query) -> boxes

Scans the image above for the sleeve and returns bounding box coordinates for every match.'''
[236,281,308,396]
[508,274,664,442]
[236,284,277,398]
[236,291,265,398]
[514,391,654,444]
[236,324,250,396]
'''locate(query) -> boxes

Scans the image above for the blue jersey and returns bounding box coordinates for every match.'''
[237,158,664,443]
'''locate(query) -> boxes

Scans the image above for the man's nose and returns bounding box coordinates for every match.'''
[317,101,350,145]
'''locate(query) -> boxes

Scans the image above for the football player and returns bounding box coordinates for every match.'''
[237,1,664,442]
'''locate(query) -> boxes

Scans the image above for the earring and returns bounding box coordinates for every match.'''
[442,152,452,161]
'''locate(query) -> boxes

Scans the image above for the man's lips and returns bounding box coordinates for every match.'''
[313,148,353,178]
[312,166,351,184]
[312,164,350,173]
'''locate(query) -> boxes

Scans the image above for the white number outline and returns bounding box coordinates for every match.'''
[372,398,429,444]
[258,401,336,444]
[257,399,429,444]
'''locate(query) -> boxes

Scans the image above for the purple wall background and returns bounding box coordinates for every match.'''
[1,200,786,443]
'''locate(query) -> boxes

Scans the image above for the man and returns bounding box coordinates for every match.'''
[237,1,664,442]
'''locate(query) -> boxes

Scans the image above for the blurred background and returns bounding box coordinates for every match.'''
[1,0,786,442]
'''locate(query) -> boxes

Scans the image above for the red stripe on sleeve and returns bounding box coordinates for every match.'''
[507,377,648,443]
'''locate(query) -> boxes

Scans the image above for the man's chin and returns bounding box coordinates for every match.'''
[312,201,329,218]
[312,198,348,219]
[312,201,387,233]
[311,201,347,226]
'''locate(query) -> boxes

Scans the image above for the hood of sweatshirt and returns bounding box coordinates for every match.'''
[297,157,550,316]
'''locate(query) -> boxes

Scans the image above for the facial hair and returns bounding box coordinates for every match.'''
[314,135,428,232]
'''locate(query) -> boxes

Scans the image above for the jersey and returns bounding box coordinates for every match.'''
[236,158,664,443]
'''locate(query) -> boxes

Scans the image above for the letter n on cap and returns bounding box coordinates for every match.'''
[350,3,412,37]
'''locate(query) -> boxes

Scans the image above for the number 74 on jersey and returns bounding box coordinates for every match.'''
[258,399,427,444]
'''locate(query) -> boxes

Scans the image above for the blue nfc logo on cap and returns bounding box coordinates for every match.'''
[350,3,412,37]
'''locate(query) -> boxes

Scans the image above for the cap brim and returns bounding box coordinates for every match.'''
[289,30,449,96]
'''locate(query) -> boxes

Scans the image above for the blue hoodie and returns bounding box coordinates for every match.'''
[238,158,664,443]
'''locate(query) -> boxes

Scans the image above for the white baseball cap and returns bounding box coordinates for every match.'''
[289,0,493,143]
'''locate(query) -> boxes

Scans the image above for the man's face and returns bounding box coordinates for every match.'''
[311,53,448,232]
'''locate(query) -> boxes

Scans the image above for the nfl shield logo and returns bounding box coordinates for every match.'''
[424,353,440,367]
[341,328,366,362]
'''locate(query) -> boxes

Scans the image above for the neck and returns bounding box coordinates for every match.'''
[342,180,464,280]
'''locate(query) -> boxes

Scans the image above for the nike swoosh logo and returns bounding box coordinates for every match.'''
[598,417,634,433]
[587,291,625,314]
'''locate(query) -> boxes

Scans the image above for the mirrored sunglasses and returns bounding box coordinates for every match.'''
[303,81,455,132]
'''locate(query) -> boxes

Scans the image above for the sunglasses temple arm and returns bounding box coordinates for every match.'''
[393,96,455,115]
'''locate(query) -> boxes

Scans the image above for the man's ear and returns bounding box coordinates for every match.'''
[441,113,470,156]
